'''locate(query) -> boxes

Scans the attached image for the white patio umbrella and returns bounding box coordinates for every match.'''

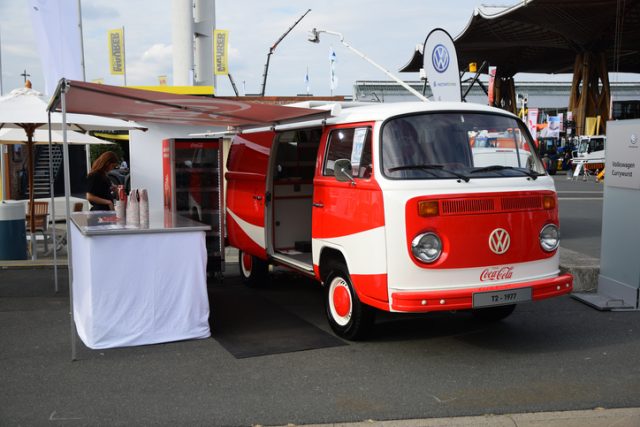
[0,83,141,259]
[0,128,115,145]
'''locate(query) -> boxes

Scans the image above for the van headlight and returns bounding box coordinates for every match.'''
[540,224,560,252]
[411,232,442,263]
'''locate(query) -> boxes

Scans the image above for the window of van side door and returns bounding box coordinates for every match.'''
[323,127,372,179]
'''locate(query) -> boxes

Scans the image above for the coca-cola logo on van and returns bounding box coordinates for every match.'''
[480,266,514,282]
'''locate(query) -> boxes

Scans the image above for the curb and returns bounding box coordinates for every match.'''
[559,247,600,293]
[272,407,640,427]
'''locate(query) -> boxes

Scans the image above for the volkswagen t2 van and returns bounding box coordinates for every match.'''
[225,101,573,340]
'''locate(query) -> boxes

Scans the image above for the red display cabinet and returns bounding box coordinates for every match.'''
[162,138,224,274]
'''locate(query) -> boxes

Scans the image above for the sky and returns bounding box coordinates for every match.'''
[0,0,601,98]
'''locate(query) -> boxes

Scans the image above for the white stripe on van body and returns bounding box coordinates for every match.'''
[227,208,266,249]
[312,226,388,276]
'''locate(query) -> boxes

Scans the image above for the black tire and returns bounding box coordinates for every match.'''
[472,304,516,322]
[324,263,374,340]
[239,250,269,286]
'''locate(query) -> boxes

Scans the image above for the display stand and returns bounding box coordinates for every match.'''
[573,119,640,310]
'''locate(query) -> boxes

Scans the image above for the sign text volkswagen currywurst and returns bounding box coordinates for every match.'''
[606,120,640,189]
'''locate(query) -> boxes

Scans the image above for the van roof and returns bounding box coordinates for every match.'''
[321,101,517,125]
[225,101,520,135]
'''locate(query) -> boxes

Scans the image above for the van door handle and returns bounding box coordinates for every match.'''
[253,195,263,201]
[312,202,324,208]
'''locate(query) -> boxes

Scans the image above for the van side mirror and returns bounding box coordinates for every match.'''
[333,159,356,184]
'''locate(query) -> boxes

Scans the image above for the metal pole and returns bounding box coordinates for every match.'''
[61,82,78,361]
[77,0,91,175]
[0,145,5,200]
[0,27,4,198]
[48,113,58,294]
[0,26,4,96]
[122,26,127,86]
[0,29,6,200]
[313,30,428,102]
[77,0,86,82]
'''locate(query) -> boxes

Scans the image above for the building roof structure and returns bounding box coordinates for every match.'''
[401,0,640,76]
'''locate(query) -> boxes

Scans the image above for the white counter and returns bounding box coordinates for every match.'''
[70,211,211,349]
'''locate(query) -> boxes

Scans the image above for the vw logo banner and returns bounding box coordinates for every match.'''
[423,28,461,102]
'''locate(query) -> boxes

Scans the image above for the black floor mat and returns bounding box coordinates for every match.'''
[209,285,346,359]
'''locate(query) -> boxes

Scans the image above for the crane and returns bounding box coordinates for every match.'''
[259,9,311,97]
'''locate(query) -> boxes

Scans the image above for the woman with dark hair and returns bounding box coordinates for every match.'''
[86,151,119,211]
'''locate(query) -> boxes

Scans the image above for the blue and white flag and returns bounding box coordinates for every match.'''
[329,46,338,93]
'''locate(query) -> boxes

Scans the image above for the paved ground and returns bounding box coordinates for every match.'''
[1,265,640,426]
[3,172,636,426]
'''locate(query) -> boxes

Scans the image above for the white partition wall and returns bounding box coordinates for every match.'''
[129,123,222,215]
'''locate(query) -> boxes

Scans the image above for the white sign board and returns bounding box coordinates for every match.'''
[606,119,640,189]
[423,28,461,102]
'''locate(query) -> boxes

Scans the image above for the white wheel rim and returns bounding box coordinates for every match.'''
[240,252,252,278]
[328,276,352,327]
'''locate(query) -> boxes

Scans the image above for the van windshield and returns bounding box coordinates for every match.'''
[381,112,545,180]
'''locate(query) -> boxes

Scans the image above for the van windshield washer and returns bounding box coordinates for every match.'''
[469,164,541,180]
[388,164,470,182]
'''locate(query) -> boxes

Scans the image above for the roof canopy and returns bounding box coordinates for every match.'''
[47,80,330,129]
[401,0,640,76]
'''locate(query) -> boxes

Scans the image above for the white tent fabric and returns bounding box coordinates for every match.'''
[0,128,114,145]
[0,87,144,131]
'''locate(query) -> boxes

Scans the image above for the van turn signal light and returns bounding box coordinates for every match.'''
[418,200,439,217]
[543,195,556,210]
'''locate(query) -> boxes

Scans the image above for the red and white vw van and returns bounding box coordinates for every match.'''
[225,101,573,339]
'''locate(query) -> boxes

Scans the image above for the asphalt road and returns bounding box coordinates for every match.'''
[1,171,631,427]
[1,266,639,426]
[554,173,604,258]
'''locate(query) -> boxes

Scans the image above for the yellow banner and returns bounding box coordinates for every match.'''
[108,29,125,75]
[214,30,229,76]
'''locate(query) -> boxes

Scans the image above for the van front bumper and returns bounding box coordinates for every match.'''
[390,274,573,312]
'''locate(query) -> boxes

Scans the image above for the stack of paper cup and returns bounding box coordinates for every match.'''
[139,189,149,228]
[126,189,140,227]
[115,185,127,225]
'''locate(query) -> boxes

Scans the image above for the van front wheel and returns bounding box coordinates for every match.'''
[325,264,373,340]
[239,250,268,286]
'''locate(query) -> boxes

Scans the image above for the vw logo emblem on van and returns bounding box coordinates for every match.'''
[432,44,450,73]
[489,228,511,255]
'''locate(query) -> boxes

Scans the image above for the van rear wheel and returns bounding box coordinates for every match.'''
[472,304,516,321]
[324,263,374,340]
[239,250,268,286]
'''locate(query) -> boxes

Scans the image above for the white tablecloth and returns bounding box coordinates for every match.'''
[70,224,211,349]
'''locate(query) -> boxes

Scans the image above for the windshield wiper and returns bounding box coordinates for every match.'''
[469,165,540,180]
[388,164,470,182]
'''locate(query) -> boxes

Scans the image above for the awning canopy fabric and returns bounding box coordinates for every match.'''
[47,80,330,129]
[401,0,640,77]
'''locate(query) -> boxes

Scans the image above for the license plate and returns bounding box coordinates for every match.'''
[473,287,532,308]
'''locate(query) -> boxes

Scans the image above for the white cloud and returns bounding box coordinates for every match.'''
[127,43,173,85]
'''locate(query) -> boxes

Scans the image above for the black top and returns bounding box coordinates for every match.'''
[87,172,113,211]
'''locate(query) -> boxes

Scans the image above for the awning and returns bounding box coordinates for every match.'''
[47,80,330,129]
